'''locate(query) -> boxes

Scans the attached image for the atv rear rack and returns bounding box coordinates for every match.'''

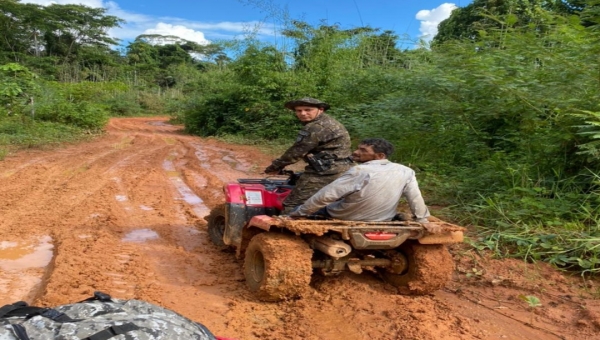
[247,215,466,244]
[275,216,466,232]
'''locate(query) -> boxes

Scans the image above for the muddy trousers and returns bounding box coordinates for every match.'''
[281,170,346,215]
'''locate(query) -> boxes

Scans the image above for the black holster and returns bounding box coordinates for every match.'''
[306,152,337,172]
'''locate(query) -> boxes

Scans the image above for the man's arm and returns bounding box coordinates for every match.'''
[402,173,430,223]
[290,169,365,216]
[268,128,319,171]
[401,174,444,233]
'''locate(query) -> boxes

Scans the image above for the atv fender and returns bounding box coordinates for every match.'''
[222,203,247,248]
[246,215,281,231]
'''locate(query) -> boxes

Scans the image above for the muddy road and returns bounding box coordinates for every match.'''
[1,117,599,339]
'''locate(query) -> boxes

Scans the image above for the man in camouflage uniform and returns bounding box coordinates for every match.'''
[264,97,353,214]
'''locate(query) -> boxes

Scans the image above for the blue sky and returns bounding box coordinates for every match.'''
[22,0,473,48]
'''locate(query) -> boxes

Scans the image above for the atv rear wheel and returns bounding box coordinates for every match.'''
[244,233,313,302]
[205,204,226,247]
[383,242,453,295]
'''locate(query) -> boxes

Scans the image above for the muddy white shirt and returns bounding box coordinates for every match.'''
[293,159,430,221]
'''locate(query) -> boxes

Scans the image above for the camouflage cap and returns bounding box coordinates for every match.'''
[284,97,330,111]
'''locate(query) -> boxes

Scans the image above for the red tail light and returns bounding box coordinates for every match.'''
[364,232,397,240]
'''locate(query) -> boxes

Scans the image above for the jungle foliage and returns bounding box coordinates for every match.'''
[1,0,600,274]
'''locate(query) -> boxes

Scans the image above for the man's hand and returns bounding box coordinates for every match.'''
[288,205,305,217]
[264,164,281,174]
[422,222,442,234]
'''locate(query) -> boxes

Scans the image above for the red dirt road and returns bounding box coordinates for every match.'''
[1,117,599,339]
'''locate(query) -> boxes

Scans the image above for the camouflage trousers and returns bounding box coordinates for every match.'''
[282,164,351,214]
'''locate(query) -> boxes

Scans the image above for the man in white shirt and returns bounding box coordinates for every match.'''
[289,138,432,225]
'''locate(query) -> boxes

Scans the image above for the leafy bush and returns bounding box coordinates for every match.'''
[103,92,142,116]
[36,100,108,130]
[137,91,166,114]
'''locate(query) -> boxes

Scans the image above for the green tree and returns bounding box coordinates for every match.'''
[126,41,160,67]
[433,0,584,44]
[42,4,123,62]
[356,30,402,67]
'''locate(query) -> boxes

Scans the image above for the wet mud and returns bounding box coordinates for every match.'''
[0,117,599,339]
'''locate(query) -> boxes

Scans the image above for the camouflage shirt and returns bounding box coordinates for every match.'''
[271,113,351,173]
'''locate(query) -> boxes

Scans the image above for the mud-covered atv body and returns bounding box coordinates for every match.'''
[205,172,300,249]
[206,172,464,302]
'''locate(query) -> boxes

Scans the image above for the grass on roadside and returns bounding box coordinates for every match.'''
[0,118,100,158]
[450,181,600,276]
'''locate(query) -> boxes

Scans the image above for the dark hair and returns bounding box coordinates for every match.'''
[360,138,395,158]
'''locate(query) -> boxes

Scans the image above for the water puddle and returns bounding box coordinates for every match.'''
[193,146,210,169]
[0,236,54,304]
[222,155,250,172]
[162,159,211,218]
[122,229,159,243]
[192,143,253,174]
[148,121,169,126]
[0,236,54,270]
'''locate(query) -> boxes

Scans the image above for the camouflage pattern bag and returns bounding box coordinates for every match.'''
[0,292,217,340]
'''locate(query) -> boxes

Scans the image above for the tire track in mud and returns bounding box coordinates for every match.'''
[0,134,164,234]
[0,118,269,334]
[32,120,258,323]
[3,117,598,340]
[176,140,257,209]
[31,143,177,304]
[1,126,184,306]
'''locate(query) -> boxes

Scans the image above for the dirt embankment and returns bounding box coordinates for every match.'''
[1,117,599,339]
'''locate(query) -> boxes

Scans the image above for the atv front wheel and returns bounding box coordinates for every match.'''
[205,204,226,247]
[244,233,313,302]
[383,242,453,295]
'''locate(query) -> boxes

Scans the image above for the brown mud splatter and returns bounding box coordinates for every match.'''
[0,117,598,339]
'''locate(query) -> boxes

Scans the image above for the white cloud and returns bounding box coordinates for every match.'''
[19,0,274,45]
[143,23,210,45]
[21,0,104,7]
[104,1,154,26]
[416,3,458,41]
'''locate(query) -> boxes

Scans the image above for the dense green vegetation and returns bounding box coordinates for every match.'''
[1,0,600,274]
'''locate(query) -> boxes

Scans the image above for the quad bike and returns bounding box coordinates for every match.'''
[205,171,465,302]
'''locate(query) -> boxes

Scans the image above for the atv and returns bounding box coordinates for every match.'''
[205,171,464,302]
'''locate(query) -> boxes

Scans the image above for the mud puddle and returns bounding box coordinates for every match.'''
[190,143,252,177]
[163,158,210,218]
[222,155,250,172]
[0,236,54,304]
[122,229,160,243]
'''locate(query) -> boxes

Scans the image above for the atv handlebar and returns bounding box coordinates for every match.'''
[237,170,302,188]
[278,169,295,177]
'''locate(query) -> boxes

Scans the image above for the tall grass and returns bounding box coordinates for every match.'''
[455,169,600,275]
[0,118,95,152]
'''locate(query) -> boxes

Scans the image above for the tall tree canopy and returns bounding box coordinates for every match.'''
[433,0,589,44]
[0,0,122,63]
